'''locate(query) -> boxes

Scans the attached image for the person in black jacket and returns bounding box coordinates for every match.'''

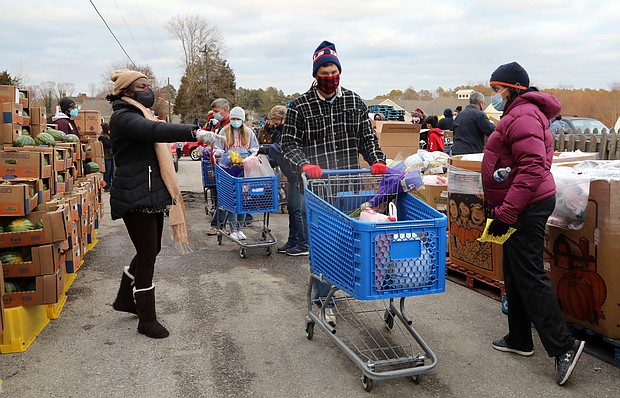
[437,108,454,131]
[451,91,496,155]
[106,69,217,339]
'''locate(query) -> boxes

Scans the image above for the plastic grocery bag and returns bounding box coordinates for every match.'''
[548,166,591,230]
[243,154,275,177]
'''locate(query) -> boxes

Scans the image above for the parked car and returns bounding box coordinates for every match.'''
[550,116,609,134]
[183,141,205,161]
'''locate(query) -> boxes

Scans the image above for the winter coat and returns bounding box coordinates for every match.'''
[108,99,197,220]
[451,104,496,155]
[437,115,453,131]
[426,128,445,152]
[51,112,80,137]
[481,91,561,225]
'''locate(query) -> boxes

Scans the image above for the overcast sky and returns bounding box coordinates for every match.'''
[2,0,619,99]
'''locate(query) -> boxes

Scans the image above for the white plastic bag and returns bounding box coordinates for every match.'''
[243,154,275,177]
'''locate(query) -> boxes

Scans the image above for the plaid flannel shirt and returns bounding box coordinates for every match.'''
[281,86,385,172]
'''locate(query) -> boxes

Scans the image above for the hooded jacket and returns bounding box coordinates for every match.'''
[481,90,561,225]
[51,112,80,137]
[108,99,197,220]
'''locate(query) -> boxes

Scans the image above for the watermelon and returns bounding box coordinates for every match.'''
[6,218,35,232]
[35,132,56,146]
[57,174,65,183]
[65,134,80,142]
[46,128,66,142]
[85,162,101,174]
[4,280,19,293]
[22,128,30,136]
[35,219,43,229]
[13,135,36,147]
[0,251,24,264]
[0,225,3,232]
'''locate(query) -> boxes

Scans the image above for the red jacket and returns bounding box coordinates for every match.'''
[427,128,444,152]
[481,91,561,225]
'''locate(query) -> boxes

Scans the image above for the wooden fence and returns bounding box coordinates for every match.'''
[553,129,620,160]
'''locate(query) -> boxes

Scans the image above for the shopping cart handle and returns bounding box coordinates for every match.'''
[320,169,372,175]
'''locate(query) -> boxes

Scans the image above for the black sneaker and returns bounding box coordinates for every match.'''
[286,246,309,256]
[556,339,585,386]
[277,242,296,253]
[492,338,534,357]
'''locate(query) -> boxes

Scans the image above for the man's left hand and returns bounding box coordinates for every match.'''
[371,163,387,175]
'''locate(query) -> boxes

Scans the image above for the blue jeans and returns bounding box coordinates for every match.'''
[286,175,308,249]
[229,212,246,231]
[104,159,114,189]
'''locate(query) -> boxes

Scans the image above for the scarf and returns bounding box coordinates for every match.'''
[122,96,192,254]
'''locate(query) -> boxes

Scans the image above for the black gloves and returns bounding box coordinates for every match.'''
[488,218,511,236]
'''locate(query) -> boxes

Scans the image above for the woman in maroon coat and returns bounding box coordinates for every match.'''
[481,62,585,386]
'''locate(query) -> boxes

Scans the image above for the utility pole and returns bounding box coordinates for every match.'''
[167,77,172,123]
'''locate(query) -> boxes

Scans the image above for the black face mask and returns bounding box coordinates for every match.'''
[133,87,155,108]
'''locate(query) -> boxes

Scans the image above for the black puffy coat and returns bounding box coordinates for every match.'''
[109,100,196,220]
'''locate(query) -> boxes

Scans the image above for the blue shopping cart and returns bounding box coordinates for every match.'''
[201,149,217,216]
[214,163,279,258]
[303,169,447,391]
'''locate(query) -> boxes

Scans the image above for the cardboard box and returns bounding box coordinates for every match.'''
[0,150,52,179]
[56,142,79,162]
[2,102,23,125]
[18,89,29,108]
[2,266,64,308]
[377,122,421,148]
[0,180,38,216]
[53,147,68,171]
[553,151,600,163]
[39,176,52,202]
[65,243,82,273]
[76,110,102,135]
[29,124,47,136]
[0,267,4,335]
[0,204,69,248]
[2,123,21,144]
[447,155,503,281]
[413,181,449,213]
[2,242,64,278]
[0,85,18,104]
[544,172,620,339]
[29,107,46,126]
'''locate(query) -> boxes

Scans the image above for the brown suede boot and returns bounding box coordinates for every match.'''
[133,285,169,339]
[112,266,137,314]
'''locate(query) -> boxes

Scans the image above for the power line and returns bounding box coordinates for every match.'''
[89,0,137,68]
[135,0,161,60]
[112,0,148,66]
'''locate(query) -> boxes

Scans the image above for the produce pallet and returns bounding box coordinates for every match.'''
[567,323,620,367]
[446,262,505,302]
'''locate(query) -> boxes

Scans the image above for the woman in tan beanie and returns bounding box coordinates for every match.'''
[106,69,217,338]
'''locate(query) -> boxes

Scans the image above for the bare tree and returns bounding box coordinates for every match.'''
[100,61,156,91]
[166,15,224,71]
[38,81,57,114]
[57,82,76,99]
[88,82,98,98]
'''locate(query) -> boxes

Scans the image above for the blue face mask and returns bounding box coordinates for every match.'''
[69,108,79,118]
[230,120,243,129]
[491,90,507,111]
[213,112,224,122]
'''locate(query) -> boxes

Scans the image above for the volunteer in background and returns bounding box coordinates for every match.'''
[207,98,232,236]
[98,122,114,192]
[213,106,259,240]
[451,91,495,155]
[52,97,81,139]
[482,61,585,386]
[106,69,217,339]
[424,116,445,152]
[281,40,386,325]
[437,107,454,130]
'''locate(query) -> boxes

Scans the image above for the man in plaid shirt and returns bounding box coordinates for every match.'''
[281,40,387,325]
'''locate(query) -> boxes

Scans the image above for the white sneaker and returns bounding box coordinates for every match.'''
[237,231,247,240]
[230,232,239,240]
[324,307,336,326]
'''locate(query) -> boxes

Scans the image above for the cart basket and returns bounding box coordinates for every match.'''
[215,164,279,214]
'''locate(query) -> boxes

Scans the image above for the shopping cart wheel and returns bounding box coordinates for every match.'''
[411,357,425,384]
[265,247,272,255]
[217,233,222,245]
[239,248,247,258]
[305,321,314,340]
[383,309,395,330]
[361,375,374,392]
[411,375,422,384]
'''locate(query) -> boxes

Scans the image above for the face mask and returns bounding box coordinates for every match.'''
[69,108,79,118]
[213,112,224,122]
[230,120,243,129]
[134,87,155,108]
[412,117,420,124]
[491,89,507,111]
[315,73,340,95]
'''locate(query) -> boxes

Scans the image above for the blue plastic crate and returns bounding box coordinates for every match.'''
[215,164,279,214]
[305,180,447,300]
[201,158,216,187]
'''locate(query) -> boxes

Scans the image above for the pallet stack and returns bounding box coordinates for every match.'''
[0,85,105,352]
[368,105,405,121]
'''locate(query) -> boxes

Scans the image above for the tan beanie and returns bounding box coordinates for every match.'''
[110,69,148,95]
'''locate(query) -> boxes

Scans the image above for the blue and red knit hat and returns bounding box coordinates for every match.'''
[312,40,342,77]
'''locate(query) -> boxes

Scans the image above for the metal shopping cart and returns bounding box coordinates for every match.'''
[214,163,278,258]
[303,169,447,391]
[201,148,217,216]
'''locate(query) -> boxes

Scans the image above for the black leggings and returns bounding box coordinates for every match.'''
[123,211,164,289]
